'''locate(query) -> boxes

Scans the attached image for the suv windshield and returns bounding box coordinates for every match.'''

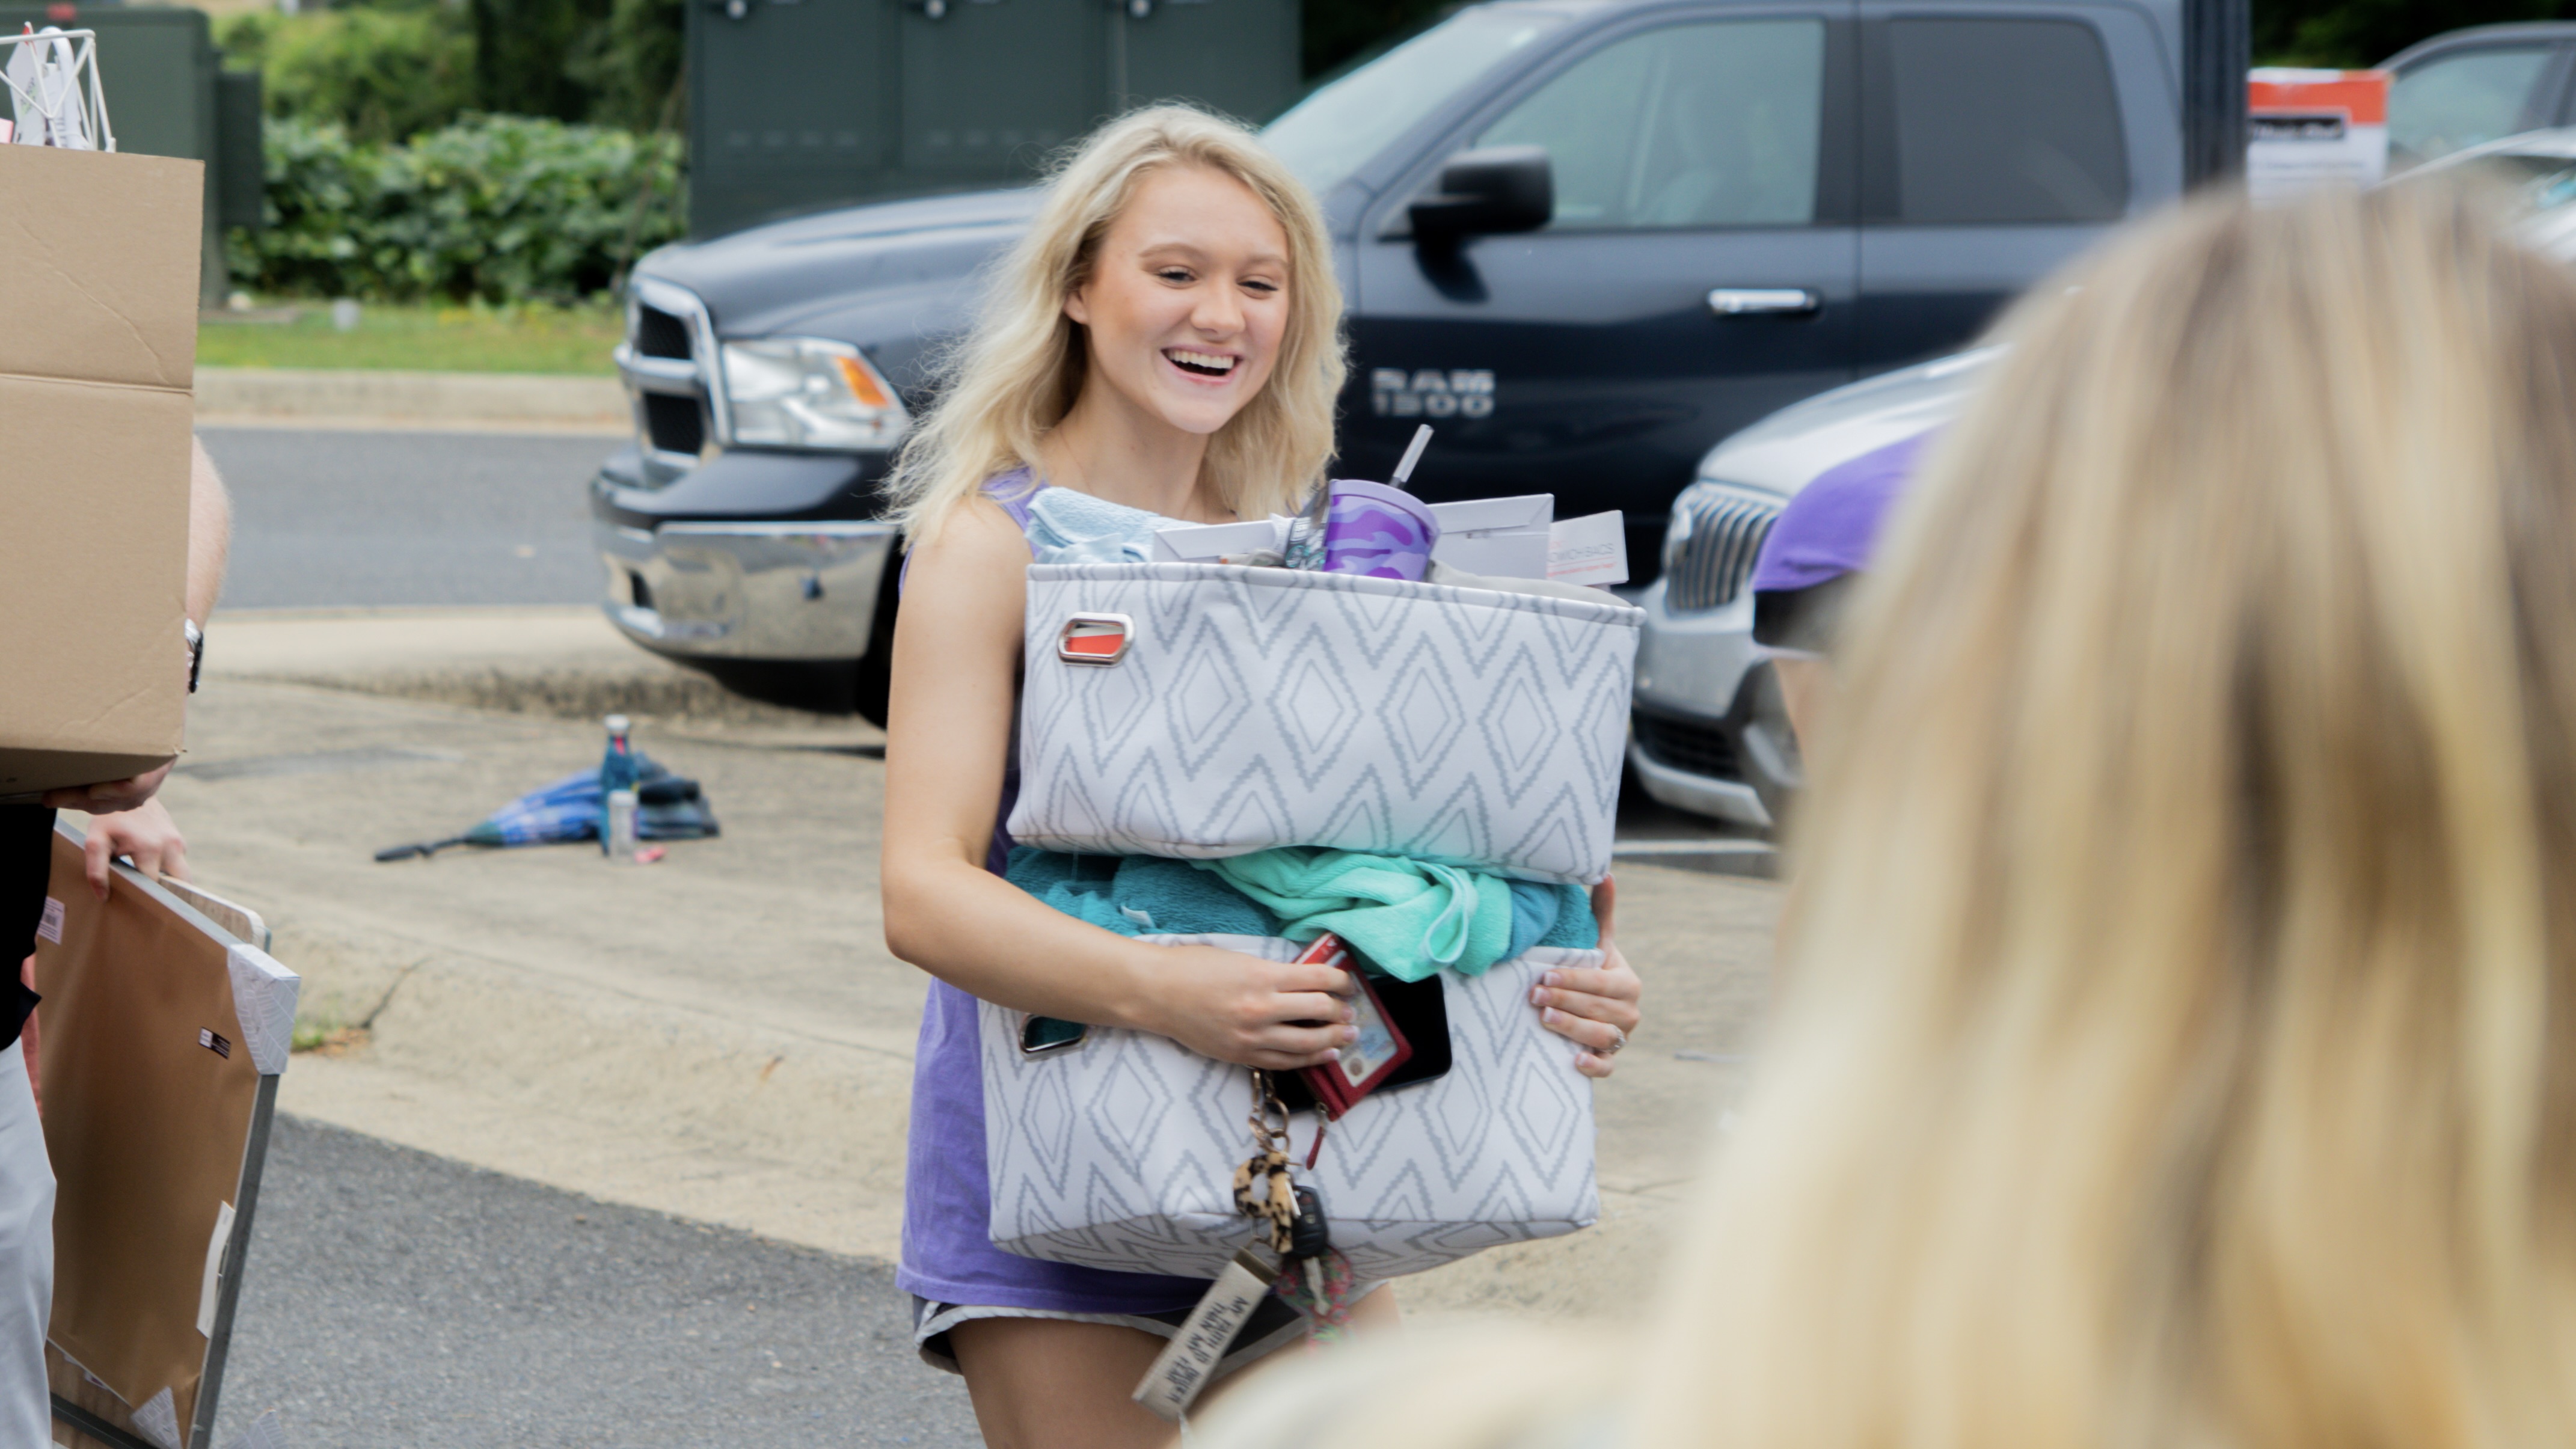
[1262,5,1571,195]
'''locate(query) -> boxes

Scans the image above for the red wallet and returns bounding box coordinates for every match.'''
[1295,933,1413,1118]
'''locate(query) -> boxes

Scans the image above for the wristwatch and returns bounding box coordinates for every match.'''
[183,617,203,694]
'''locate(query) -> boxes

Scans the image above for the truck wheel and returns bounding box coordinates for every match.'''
[853,560,901,730]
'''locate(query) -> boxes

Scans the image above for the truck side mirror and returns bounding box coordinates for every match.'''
[1408,146,1553,247]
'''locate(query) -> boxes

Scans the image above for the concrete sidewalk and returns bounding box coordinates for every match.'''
[173,608,1777,1322]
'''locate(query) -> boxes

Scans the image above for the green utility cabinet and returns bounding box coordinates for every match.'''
[0,5,260,308]
[690,0,1299,237]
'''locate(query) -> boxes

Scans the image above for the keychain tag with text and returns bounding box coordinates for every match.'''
[1132,1247,1278,1421]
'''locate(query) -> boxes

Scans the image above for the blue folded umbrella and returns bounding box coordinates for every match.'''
[374,753,720,860]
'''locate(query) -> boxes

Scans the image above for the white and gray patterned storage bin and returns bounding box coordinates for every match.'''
[1009,562,1642,886]
[981,935,1602,1281]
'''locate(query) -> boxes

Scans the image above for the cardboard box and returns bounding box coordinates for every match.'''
[0,143,203,799]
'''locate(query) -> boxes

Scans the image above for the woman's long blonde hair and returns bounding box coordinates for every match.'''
[883,105,1345,542]
[1201,186,2576,1448]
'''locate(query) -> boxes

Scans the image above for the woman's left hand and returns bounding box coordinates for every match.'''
[75,797,189,900]
[1533,876,1642,1079]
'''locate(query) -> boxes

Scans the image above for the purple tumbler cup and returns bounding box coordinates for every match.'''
[1320,479,1441,580]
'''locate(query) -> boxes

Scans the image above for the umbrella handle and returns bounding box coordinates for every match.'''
[375,836,470,862]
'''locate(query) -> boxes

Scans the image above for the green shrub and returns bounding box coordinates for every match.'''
[232,114,685,304]
[218,5,477,145]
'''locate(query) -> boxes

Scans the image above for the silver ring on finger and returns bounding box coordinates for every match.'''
[1596,1027,1627,1057]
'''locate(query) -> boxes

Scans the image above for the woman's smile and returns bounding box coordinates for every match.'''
[1163,347,1242,381]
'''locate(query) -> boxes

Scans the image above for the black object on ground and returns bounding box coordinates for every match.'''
[375,755,719,861]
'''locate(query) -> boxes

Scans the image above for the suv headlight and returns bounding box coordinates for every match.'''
[1661,486,1701,575]
[719,338,909,450]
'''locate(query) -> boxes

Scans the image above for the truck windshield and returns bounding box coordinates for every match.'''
[1262,7,1569,196]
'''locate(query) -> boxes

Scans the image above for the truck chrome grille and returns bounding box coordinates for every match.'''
[1664,484,1782,613]
[635,305,694,360]
[621,278,725,470]
[642,391,706,456]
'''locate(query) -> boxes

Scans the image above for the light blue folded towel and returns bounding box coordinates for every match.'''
[1025,488,1170,564]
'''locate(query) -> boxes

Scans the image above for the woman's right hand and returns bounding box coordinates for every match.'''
[1133,943,1358,1070]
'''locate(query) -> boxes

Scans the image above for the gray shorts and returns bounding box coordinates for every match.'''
[910,1289,1313,1377]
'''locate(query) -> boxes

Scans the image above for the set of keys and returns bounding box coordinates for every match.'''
[1131,1071,1358,1422]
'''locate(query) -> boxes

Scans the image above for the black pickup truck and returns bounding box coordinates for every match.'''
[590,0,2185,723]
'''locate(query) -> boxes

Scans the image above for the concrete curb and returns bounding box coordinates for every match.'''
[207,606,868,730]
[195,366,628,431]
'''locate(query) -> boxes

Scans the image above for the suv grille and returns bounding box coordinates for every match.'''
[643,391,705,456]
[1665,487,1782,613]
[636,305,693,360]
[1633,707,1741,780]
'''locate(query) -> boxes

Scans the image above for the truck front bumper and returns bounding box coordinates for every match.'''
[589,443,901,664]
[596,518,900,663]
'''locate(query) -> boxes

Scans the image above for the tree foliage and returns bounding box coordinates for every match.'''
[2253,0,2576,66]
[1303,0,1455,80]
[565,0,686,133]
[221,0,681,143]
[218,2,477,145]
[232,114,685,303]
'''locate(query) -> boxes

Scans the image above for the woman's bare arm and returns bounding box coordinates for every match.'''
[880,498,1355,1069]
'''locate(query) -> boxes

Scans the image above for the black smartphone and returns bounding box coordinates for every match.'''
[1019,1015,1088,1056]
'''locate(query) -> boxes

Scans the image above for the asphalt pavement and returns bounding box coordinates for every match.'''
[211,1116,980,1448]
[201,427,610,610]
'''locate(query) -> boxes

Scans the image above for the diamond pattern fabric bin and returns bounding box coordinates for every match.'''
[981,936,1602,1281]
[1009,562,1644,886]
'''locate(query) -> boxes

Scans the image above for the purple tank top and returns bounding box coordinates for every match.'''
[897,474,1214,1312]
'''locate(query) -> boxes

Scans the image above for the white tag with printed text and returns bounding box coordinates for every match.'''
[1132,1249,1276,1421]
[1548,510,1629,586]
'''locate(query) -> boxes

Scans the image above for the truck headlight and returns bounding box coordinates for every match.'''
[719,338,909,450]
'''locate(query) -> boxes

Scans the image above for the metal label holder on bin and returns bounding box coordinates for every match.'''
[37,822,293,1449]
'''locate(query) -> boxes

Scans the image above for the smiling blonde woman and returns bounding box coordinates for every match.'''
[877,106,1643,1449]
[1189,184,2576,1449]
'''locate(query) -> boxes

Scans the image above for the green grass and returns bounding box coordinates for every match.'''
[197,300,624,375]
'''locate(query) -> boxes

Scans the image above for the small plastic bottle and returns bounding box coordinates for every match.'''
[600,714,639,856]
[605,788,640,862]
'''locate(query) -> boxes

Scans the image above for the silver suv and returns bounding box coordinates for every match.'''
[1627,350,1989,828]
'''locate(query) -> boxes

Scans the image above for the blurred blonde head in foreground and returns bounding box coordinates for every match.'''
[1198,185,2576,1449]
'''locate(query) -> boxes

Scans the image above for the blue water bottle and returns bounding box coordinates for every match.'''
[600,714,638,855]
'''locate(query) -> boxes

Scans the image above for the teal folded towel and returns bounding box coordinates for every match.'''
[1513,878,1599,957]
[1194,847,1576,981]
[1005,847,1280,939]
[1007,845,1598,976]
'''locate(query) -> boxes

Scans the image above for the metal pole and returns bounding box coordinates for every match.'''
[2181,0,2251,189]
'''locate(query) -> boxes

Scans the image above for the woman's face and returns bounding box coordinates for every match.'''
[1066,164,1292,438]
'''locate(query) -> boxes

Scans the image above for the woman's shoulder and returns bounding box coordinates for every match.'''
[915,492,1034,575]
[981,468,1045,530]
